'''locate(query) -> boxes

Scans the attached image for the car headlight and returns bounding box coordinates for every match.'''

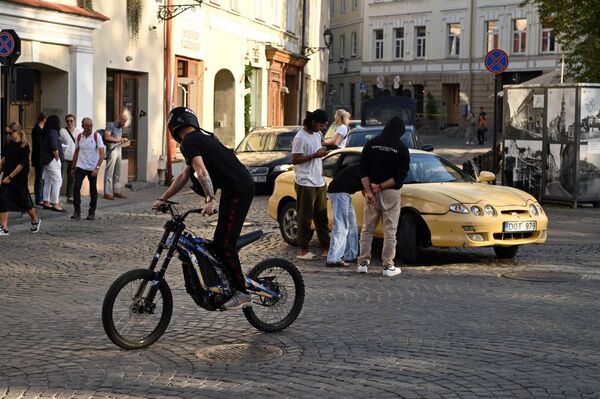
[470,206,483,216]
[484,204,497,216]
[274,164,293,172]
[528,204,539,216]
[536,204,544,215]
[449,203,470,214]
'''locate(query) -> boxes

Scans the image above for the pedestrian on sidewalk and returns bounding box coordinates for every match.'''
[326,163,362,267]
[31,112,46,206]
[478,107,488,145]
[357,116,410,277]
[59,114,79,203]
[103,113,129,200]
[40,115,65,212]
[0,122,41,235]
[292,109,330,261]
[465,111,477,145]
[71,118,105,221]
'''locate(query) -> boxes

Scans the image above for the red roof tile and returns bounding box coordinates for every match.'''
[3,0,110,21]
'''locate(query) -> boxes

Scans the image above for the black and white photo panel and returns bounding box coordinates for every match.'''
[580,87,600,142]
[505,89,544,140]
[578,142,600,200]
[545,143,576,199]
[503,139,543,199]
[547,88,576,142]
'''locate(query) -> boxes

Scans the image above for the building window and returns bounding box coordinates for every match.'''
[340,34,345,58]
[447,23,461,57]
[339,83,345,103]
[341,0,346,13]
[541,22,555,53]
[374,29,384,60]
[485,20,499,53]
[286,0,296,33]
[351,32,357,57]
[393,28,404,59]
[330,0,334,16]
[513,18,527,54]
[353,0,358,9]
[415,26,426,58]
[177,60,188,77]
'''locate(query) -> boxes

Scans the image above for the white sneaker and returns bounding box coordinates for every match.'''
[383,265,401,277]
[357,260,369,273]
[223,291,252,310]
[30,218,41,234]
[0,227,9,236]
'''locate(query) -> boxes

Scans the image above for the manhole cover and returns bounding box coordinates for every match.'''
[501,271,581,282]
[195,344,284,363]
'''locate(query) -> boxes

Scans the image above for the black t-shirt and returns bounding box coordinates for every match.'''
[181,129,252,193]
[2,141,30,187]
[328,164,363,194]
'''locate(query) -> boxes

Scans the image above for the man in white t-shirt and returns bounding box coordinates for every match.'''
[291,109,330,260]
[70,117,105,221]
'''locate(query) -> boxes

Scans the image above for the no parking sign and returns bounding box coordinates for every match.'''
[0,29,21,66]
[484,49,509,75]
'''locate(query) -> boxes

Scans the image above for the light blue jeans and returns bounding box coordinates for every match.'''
[327,192,359,263]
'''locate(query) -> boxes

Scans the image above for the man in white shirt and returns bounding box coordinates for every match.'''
[70,117,105,220]
[291,109,330,260]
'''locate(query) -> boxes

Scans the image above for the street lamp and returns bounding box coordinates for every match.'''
[157,0,203,21]
[303,28,334,56]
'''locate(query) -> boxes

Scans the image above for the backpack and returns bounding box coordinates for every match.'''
[77,131,106,159]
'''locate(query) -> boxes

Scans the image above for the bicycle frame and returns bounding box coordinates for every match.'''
[139,204,281,309]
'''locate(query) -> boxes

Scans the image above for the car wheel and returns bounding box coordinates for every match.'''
[398,213,419,264]
[493,245,519,259]
[278,201,314,247]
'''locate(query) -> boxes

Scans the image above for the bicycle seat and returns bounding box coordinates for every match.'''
[235,230,264,252]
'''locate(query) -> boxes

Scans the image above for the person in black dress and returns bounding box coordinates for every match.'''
[31,112,46,205]
[0,123,41,235]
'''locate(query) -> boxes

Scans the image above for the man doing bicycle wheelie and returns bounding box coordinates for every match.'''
[154,107,254,310]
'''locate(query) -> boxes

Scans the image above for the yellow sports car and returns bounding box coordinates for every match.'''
[267,147,548,263]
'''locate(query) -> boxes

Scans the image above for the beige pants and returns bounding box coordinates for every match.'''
[358,189,402,267]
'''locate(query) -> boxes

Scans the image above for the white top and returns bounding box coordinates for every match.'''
[75,132,105,171]
[333,124,349,148]
[292,128,325,187]
[59,127,81,161]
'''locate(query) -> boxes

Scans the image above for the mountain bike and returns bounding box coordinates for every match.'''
[101,200,305,350]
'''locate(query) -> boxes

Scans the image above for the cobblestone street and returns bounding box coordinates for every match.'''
[1,188,599,398]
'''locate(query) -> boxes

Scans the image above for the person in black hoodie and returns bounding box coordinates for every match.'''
[357,116,410,277]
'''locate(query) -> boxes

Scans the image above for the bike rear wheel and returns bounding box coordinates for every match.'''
[243,258,305,333]
[102,269,173,350]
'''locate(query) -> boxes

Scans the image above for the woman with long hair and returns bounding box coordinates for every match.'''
[0,122,41,235]
[41,115,65,212]
[323,109,351,149]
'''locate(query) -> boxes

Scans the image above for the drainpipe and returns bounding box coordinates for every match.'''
[164,0,174,184]
[468,0,474,113]
[298,0,307,124]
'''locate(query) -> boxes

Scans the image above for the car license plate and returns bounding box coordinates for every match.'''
[503,220,537,232]
[253,176,267,183]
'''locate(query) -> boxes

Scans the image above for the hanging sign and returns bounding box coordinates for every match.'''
[0,30,21,66]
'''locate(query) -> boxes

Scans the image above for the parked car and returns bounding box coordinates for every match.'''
[235,126,299,193]
[346,125,433,151]
[268,147,548,263]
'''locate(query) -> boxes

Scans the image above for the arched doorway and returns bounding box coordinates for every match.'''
[214,69,235,147]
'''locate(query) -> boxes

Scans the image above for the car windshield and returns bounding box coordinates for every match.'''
[236,132,296,152]
[346,128,415,149]
[405,154,475,184]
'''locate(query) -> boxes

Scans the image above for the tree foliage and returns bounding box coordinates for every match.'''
[77,0,93,11]
[523,0,600,82]
[126,0,143,41]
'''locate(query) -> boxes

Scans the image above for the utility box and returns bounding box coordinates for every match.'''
[502,83,600,207]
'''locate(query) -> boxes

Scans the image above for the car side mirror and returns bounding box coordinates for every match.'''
[421,144,434,152]
[478,171,496,183]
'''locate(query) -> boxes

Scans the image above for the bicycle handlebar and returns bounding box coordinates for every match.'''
[154,200,215,220]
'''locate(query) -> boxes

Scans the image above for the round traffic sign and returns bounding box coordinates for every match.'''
[0,31,15,57]
[484,49,509,74]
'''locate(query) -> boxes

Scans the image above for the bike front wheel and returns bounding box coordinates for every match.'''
[102,269,173,350]
[244,258,305,333]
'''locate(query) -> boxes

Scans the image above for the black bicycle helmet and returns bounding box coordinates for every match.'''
[167,107,200,143]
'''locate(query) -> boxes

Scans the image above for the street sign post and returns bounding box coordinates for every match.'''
[0,29,21,66]
[484,49,509,183]
[359,82,366,94]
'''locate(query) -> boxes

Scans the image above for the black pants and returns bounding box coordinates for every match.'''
[294,183,330,251]
[73,167,98,213]
[477,128,487,144]
[213,186,254,293]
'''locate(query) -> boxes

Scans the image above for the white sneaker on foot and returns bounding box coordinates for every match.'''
[383,265,401,277]
[0,227,8,236]
[223,291,252,310]
[30,218,41,233]
[357,260,369,273]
